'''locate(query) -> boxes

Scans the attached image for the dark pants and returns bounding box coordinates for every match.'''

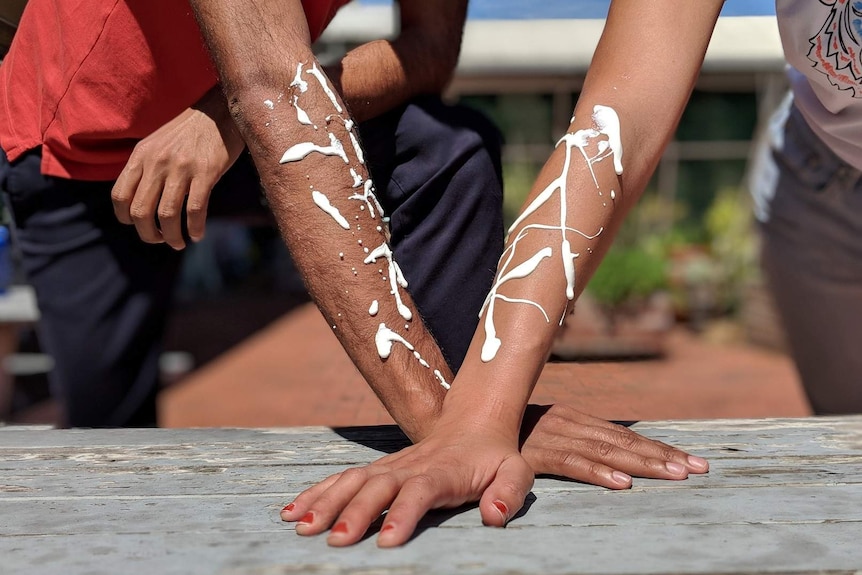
[0,96,504,427]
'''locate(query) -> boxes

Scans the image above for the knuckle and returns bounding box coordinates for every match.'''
[557,451,582,471]
[496,479,524,499]
[405,473,436,491]
[586,462,604,479]
[128,205,151,222]
[152,150,172,166]
[367,473,399,491]
[340,467,368,483]
[175,157,197,174]
[660,448,679,462]
[618,431,641,451]
[110,189,129,204]
[186,199,206,216]
[595,441,616,459]
[129,144,147,161]
[157,206,179,221]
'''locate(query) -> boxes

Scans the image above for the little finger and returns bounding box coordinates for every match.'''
[281,472,342,522]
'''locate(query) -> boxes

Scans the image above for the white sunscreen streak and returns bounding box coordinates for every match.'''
[348,130,364,164]
[480,105,623,362]
[368,300,379,316]
[306,63,342,113]
[349,180,385,219]
[311,191,350,230]
[374,324,449,390]
[289,64,313,125]
[290,63,308,93]
[434,370,451,390]
[342,118,364,164]
[364,243,411,321]
[480,248,553,362]
[413,351,430,368]
[375,323,414,358]
[279,132,348,164]
[264,100,274,110]
[592,105,624,176]
[292,96,312,125]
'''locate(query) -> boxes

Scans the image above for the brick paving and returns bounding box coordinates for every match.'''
[160,302,811,428]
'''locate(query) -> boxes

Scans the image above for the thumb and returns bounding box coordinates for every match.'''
[479,455,534,527]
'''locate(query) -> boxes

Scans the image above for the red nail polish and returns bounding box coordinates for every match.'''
[381,523,395,533]
[282,503,295,512]
[493,500,509,520]
[298,512,314,524]
[331,521,348,535]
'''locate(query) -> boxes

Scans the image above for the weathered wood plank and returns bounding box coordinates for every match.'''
[1,417,861,575]
[5,523,862,575]
[3,483,861,536]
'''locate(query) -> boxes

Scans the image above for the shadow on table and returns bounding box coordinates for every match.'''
[333,420,638,456]
[333,424,411,454]
[353,493,540,544]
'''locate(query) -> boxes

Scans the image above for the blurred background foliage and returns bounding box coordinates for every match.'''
[459,89,761,329]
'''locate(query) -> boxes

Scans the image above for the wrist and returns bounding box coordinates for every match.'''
[436,383,524,444]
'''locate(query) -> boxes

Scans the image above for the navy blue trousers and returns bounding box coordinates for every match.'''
[0,96,504,427]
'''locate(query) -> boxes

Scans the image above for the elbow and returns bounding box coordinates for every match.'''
[399,27,462,94]
[424,39,461,93]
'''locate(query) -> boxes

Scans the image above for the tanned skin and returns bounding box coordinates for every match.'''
[115,0,718,547]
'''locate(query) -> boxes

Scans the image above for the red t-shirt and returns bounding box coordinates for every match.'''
[0,0,349,180]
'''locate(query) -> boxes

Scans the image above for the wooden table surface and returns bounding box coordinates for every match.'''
[2,417,861,574]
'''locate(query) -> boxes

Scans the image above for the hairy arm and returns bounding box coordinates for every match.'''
[327,0,467,122]
[189,0,451,441]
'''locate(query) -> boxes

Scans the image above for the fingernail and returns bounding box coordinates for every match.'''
[298,512,314,524]
[665,462,686,475]
[330,521,348,535]
[612,470,632,485]
[282,503,295,512]
[688,456,708,469]
[492,500,509,524]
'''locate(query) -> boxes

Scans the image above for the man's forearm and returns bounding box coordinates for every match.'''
[326,0,468,123]
[190,0,451,441]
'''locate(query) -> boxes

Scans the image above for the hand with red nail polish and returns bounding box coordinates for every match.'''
[281,413,534,548]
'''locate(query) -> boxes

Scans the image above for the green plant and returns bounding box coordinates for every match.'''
[587,246,668,312]
[703,187,759,313]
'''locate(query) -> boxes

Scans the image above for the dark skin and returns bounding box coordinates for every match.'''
[117,0,712,547]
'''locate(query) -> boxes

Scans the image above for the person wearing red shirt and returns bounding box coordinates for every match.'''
[0,0,505,428]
